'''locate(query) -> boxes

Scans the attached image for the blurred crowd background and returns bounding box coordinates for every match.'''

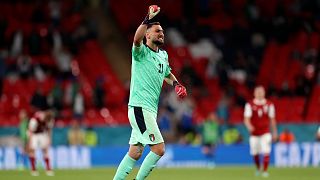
[0,0,319,148]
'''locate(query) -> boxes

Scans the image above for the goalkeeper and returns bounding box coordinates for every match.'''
[113,5,187,180]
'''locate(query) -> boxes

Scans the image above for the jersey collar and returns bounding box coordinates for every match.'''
[146,44,159,53]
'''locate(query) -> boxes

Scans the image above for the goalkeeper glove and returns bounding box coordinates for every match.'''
[173,81,187,99]
[142,5,161,25]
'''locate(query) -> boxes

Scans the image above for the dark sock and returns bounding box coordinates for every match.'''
[254,155,260,170]
[44,157,51,171]
[263,154,270,172]
[29,156,36,171]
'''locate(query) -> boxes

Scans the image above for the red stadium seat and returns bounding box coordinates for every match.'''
[229,107,243,125]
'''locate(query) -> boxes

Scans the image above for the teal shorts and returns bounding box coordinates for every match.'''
[128,106,164,146]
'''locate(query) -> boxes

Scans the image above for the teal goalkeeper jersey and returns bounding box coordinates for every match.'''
[128,44,171,113]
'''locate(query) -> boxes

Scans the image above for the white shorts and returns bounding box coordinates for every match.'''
[249,133,272,155]
[128,106,164,146]
[29,133,50,149]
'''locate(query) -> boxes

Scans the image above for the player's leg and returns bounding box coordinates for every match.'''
[249,135,261,175]
[28,136,38,176]
[113,107,145,180]
[202,144,216,168]
[28,149,38,175]
[208,144,216,167]
[41,134,53,174]
[42,148,54,176]
[135,108,165,180]
[135,143,164,180]
[113,144,144,180]
[261,133,272,177]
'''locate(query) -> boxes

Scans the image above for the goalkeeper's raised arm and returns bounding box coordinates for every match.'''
[133,5,160,47]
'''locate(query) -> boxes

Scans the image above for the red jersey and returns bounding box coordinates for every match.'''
[29,111,54,134]
[244,99,275,136]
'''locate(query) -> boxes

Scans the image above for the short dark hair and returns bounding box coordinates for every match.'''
[147,22,161,29]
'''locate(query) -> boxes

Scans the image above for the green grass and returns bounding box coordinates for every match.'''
[0,167,319,180]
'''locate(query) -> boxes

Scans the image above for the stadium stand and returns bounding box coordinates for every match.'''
[0,0,319,144]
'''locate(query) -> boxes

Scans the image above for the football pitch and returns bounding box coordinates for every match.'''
[0,167,319,180]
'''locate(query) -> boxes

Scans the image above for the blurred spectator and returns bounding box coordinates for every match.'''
[64,79,80,106]
[176,97,198,145]
[48,81,63,111]
[49,0,61,27]
[28,30,41,55]
[165,91,195,120]
[295,76,309,96]
[52,30,63,52]
[300,63,316,94]
[201,112,220,146]
[178,111,194,135]
[179,129,201,145]
[72,24,91,47]
[93,78,105,109]
[10,30,23,57]
[173,96,195,139]
[230,50,247,83]
[180,61,203,88]
[73,91,84,121]
[34,64,46,82]
[53,46,73,79]
[188,39,223,78]
[158,106,173,142]
[216,61,229,88]
[216,94,231,124]
[17,55,32,79]
[84,126,98,147]
[223,125,242,145]
[279,128,295,144]
[166,28,187,47]
[158,107,171,132]
[316,126,320,141]
[31,88,48,111]
[68,120,85,146]
[200,112,219,167]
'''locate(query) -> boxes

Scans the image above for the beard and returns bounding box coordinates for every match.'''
[153,39,164,46]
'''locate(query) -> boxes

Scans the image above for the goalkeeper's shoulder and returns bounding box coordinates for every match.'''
[159,48,169,59]
[133,43,145,49]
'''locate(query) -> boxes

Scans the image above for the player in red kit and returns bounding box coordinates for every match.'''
[27,110,55,176]
[244,86,278,178]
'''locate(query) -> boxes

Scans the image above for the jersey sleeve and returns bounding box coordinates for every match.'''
[29,118,38,132]
[268,103,275,118]
[132,43,147,60]
[165,53,172,77]
[244,103,252,118]
[165,64,172,77]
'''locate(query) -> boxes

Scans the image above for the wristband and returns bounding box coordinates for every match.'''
[142,15,150,25]
[173,81,179,87]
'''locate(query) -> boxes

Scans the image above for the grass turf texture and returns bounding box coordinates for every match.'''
[0,167,319,180]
